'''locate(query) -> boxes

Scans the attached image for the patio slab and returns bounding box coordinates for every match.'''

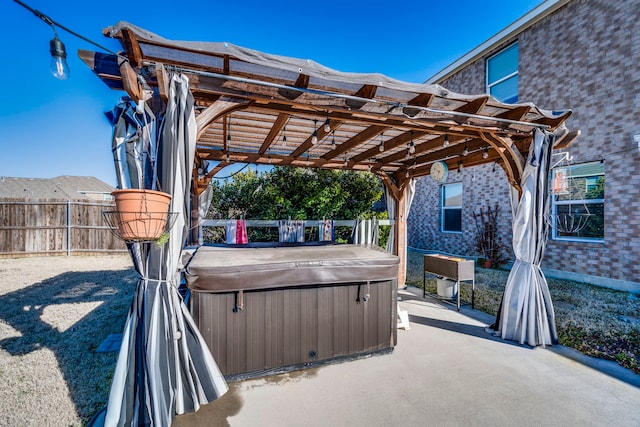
[173,287,640,427]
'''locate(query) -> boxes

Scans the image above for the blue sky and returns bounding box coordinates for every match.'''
[1,0,543,185]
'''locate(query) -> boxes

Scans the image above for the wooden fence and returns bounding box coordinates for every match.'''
[0,198,126,257]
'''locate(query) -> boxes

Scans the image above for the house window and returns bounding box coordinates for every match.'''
[442,182,462,233]
[551,162,605,242]
[486,43,518,103]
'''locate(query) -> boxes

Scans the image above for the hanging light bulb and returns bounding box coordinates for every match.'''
[225,152,230,162]
[368,163,372,172]
[331,132,336,148]
[409,140,416,154]
[282,125,287,146]
[405,149,411,160]
[483,148,489,159]
[49,33,70,80]
[443,134,450,147]
[323,117,331,133]
[462,145,469,156]
[344,157,348,167]
[379,142,384,152]
[458,160,464,173]
[405,169,410,178]
[311,120,318,145]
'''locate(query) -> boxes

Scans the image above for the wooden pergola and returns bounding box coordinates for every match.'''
[80,22,576,286]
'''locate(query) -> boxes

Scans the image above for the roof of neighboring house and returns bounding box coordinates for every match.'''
[0,176,115,201]
[427,0,573,84]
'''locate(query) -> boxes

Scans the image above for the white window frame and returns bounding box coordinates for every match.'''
[441,182,462,234]
[551,163,605,243]
[486,42,519,103]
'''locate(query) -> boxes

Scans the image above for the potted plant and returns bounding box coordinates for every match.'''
[110,188,172,241]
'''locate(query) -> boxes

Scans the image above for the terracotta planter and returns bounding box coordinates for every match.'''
[111,189,171,241]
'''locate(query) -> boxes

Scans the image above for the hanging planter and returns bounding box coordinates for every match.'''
[104,189,174,242]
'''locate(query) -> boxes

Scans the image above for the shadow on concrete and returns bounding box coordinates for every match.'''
[402,287,640,389]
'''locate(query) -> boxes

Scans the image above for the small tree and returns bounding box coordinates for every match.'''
[473,202,508,267]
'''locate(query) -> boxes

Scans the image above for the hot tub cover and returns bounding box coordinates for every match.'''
[185,244,399,292]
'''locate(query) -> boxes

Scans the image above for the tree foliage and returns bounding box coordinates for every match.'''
[209,167,384,220]
[206,167,386,242]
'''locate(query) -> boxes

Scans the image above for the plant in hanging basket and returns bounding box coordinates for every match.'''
[105,189,172,242]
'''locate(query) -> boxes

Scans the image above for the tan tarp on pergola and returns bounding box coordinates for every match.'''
[80,22,575,286]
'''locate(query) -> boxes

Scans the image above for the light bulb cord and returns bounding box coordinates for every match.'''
[13,0,126,59]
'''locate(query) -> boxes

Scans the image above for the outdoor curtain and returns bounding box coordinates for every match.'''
[384,178,415,253]
[495,129,558,347]
[105,74,227,427]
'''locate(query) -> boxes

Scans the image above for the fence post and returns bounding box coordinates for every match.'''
[67,199,71,256]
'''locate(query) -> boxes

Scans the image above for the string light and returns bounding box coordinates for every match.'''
[14,0,124,80]
[323,116,331,133]
[462,145,469,156]
[443,134,450,147]
[311,120,318,145]
[331,131,336,148]
[483,148,489,159]
[458,160,464,172]
[282,125,287,146]
[379,132,385,152]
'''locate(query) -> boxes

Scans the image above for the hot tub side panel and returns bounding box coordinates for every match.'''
[191,280,397,377]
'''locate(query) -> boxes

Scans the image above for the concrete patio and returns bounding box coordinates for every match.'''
[174,287,640,427]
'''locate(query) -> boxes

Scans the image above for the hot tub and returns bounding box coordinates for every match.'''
[185,243,399,378]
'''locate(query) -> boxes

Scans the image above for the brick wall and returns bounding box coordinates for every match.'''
[409,164,513,259]
[409,0,640,284]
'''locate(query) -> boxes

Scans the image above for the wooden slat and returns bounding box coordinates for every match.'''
[120,29,144,67]
[402,93,434,117]
[259,113,289,154]
[288,119,343,159]
[497,105,531,122]
[455,96,489,114]
[195,98,251,140]
[155,63,170,103]
[277,73,310,100]
[322,125,386,161]
[346,84,378,109]
[554,129,581,149]
[352,130,430,163]
[118,60,142,101]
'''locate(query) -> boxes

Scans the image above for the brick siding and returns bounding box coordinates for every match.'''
[409,0,640,284]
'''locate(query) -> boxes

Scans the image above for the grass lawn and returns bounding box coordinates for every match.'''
[405,249,640,374]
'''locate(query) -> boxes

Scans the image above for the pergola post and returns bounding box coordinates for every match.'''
[395,189,408,289]
[381,175,408,289]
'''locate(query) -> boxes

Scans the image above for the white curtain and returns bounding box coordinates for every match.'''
[495,129,558,346]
